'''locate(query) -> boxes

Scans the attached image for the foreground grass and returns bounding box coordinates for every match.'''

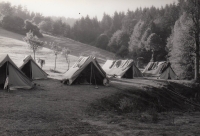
[1,78,199,135]
[0,79,119,136]
[85,80,200,136]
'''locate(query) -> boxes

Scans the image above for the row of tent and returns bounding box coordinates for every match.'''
[102,59,177,80]
[0,54,178,90]
[0,55,47,90]
[63,57,178,85]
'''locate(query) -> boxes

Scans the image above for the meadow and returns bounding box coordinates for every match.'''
[1,28,200,136]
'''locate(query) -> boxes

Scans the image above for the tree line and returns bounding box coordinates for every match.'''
[0,2,74,37]
[0,0,199,80]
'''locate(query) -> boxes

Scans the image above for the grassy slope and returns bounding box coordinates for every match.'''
[0,28,115,63]
[41,34,115,62]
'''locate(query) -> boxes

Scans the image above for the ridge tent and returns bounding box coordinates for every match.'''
[0,55,33,90]
[62,56,109,85]
[20,55,48,79]
[142,61,177,80]
[102,59,143,78]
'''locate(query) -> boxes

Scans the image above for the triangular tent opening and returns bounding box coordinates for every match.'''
[0,55,33,90]
[63,56,108,85]
[102,59,143,78]
[20,55,48,79]
[142,61,178,80]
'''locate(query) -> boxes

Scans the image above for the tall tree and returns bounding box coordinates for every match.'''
[62,47,71,71]
[52,19,63,35]
[50,42,61,70]
[100,13,112,35]
[108,30,129,57]
[122,10,137,35]
[23,31,44,60]
[146,33,163,62]
[128,20,146,59]
[167,13,195,79]
[109,11,125,35]
[185,0,200,81]
[0,2,13,16]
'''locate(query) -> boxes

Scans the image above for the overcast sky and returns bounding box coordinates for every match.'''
[1,0,178,20]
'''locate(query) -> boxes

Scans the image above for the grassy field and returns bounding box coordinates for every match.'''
[0,28,115,63]
[1,28,200,135]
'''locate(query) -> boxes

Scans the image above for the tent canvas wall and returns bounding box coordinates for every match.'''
[20,55,48,79]
[102,59,143,78]
[63,56,108,85]
[0,55,32,90]
[142,61,177,80]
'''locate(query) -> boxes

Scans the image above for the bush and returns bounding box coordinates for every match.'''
[24,20,43,38]
[118,97,134,112]
[1,15,25,34]
[95,34,109,50]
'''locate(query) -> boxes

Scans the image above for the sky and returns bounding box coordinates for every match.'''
[1,0,178,20]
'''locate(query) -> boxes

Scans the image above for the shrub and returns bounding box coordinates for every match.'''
[1,15,25,34]
[24,20,43,38]
[119,97,134,112]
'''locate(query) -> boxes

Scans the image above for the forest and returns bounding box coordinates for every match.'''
[0,0,199,80]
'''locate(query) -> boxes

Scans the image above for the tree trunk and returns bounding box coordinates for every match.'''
[67,59,70,71]
[150,50,155,62]
[195,0,200,81]
[33,50,36,61]
[54,55,57,70]
[195,33,199,81]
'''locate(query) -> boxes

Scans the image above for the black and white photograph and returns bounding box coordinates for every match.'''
[0,0,200,135]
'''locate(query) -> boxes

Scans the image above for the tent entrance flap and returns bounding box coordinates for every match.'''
[21,61,32,79]
[122,66,133,78]
[73,62,104,85]
[0,62,7,89]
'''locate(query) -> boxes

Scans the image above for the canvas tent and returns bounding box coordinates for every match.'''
[102,59,143,78]
[62,56,108,85]
[142,61,177,80]
[20,55,48,79]
[0,55,33,90]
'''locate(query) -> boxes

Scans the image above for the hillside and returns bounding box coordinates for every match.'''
[0,28,115,63]
[1,27,200,135]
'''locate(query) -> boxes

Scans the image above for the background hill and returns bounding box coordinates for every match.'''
[0,28,115,63]
[0,27,115,79]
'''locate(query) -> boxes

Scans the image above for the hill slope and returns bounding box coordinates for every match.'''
[0,28,115,63]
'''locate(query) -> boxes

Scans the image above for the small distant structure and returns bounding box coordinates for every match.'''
[38,58,45,69]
